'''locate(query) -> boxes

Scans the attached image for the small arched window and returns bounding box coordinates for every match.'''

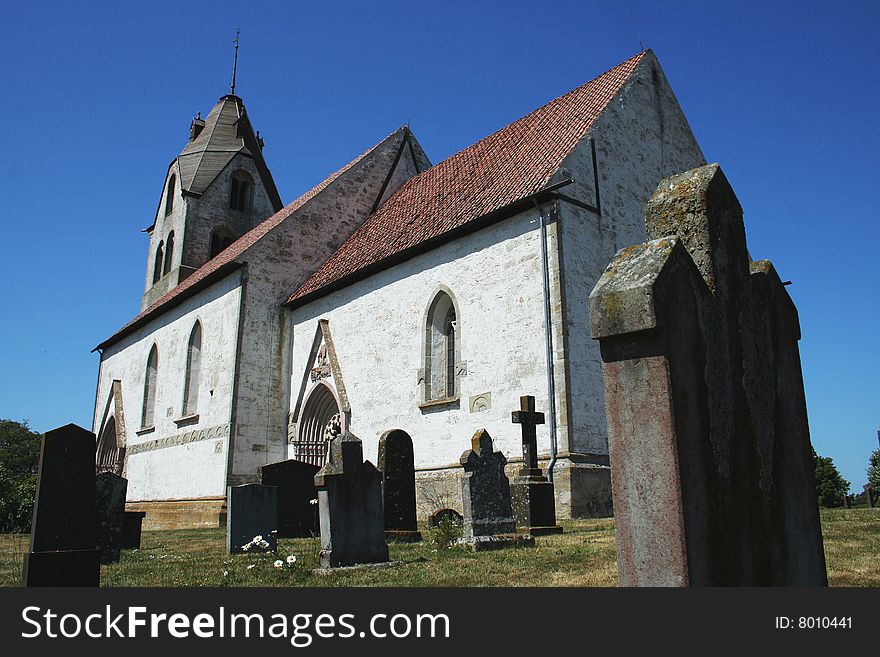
[141,345,158,429]
[210,227,237,258]
[425,290,459,401]
[182,321,202,415]
[229,170,252,211]
[163,231,174,275]
[165,175,176,216]
[152,241,164,283]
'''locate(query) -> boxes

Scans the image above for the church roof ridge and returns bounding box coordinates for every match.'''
[95,126,411,352]
[286,50,648,307]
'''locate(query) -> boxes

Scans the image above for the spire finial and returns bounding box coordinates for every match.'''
[230,29,240,95]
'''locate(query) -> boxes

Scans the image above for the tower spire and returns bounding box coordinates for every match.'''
[230,29,240,95]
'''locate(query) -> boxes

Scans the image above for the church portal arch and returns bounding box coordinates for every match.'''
[96,416,125,476]
[295,382,341,466]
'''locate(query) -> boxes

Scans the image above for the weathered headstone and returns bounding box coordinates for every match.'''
[23,424,100,587]
[378,429,422,542]
[121,511,146,549]
[509,396,563,536]
[260,459,320,537]
[590,163,827,586]
[314,430,388,568]
[95,472,127,564]
[226,484,278,554]
[459,429,516,538]
[842,495,850,509]
[428,508,463,528]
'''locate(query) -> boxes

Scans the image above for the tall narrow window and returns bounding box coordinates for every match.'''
[163,231,174,275]
[152,241,164,283]
[165,175,175,216]
[182,322,202,415]
[229,171,252,211]
[425,290,459,401]
[141,345,158,429]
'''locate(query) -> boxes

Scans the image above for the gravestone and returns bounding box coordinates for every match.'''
[865,485,874,509]
[260,459,320,537]
[121,511,147,549]
[314,430,388,568]
[23,424,100,587]
[590,163,827,586]
[95,472,127,564]
[226,484,278,554]
[378,429,421,542]
[428,508,463,528]
[509,396,563,536]
[459,429,516,539]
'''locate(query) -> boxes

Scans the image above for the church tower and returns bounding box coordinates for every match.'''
[141,87,282,309]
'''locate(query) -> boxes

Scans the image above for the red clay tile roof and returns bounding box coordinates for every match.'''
[96,128,409,351]
[287,51,647,306]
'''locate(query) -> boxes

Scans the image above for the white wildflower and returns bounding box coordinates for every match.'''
[273,560,283,568]
[286,555,297,565]
[223,570,229,577]
[309,498,318,505]
[246,564,256,570]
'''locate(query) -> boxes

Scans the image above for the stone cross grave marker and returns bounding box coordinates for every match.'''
[590,163,827,586]
[261,459,320,537]
[378,429,422,542]
[226,484,278,554]
[95,471,128,564]
[510,396,562,535]
[23,424,100,587]
[314,430,388,568]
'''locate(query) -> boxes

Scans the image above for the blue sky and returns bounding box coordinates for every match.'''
[1,1,877,490]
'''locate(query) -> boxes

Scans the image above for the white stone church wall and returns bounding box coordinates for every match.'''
[287,208,555,478]
[93,272,243,502]
[556,52,707,458]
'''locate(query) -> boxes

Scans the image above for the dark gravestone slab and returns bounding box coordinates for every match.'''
[865,485,874,509]
[226,484,278,554]
[23,424,100,587]
[590,163,827,586]
[95,472,128,564]
[459,429,516,539]
[121,511,147,549]
[260,459,320,537]
[510,396,563,536]
[315,430,388,568]
[378,429,421,542]
[428,508,463,528]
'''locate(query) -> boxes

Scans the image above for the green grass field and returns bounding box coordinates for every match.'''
[1,509,876,587]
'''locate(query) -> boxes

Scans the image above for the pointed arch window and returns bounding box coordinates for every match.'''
[182,322,202,416]
[141,345,158,429]
[163,231,174,275]
[165,175,176,216]
[229,170,253,211]
[152,241,164,283]
[425,290,459,401]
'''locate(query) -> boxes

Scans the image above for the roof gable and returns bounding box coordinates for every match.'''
[287,51,647,306]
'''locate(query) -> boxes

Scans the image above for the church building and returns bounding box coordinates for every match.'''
[92,50,705,528]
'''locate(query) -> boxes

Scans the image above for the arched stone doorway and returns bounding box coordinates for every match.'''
[96,416,125,476]
[294,383,341,466]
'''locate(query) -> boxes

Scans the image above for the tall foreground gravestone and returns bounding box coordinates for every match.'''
[23,424,100,586]
[589,163,827,586]
[227,484,278,554]
[378,429,421,542]
[314,430,388,568]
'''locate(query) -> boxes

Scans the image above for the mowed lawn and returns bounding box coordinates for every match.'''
[0,509,876,587]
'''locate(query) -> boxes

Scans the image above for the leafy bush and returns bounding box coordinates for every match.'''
[812,445,849,508]
[0,420,41,533]
[430,516,463,550]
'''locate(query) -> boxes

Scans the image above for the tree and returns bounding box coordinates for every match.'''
[867,448,880,492]
[0,419,41,533]
[812,446,850,508]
